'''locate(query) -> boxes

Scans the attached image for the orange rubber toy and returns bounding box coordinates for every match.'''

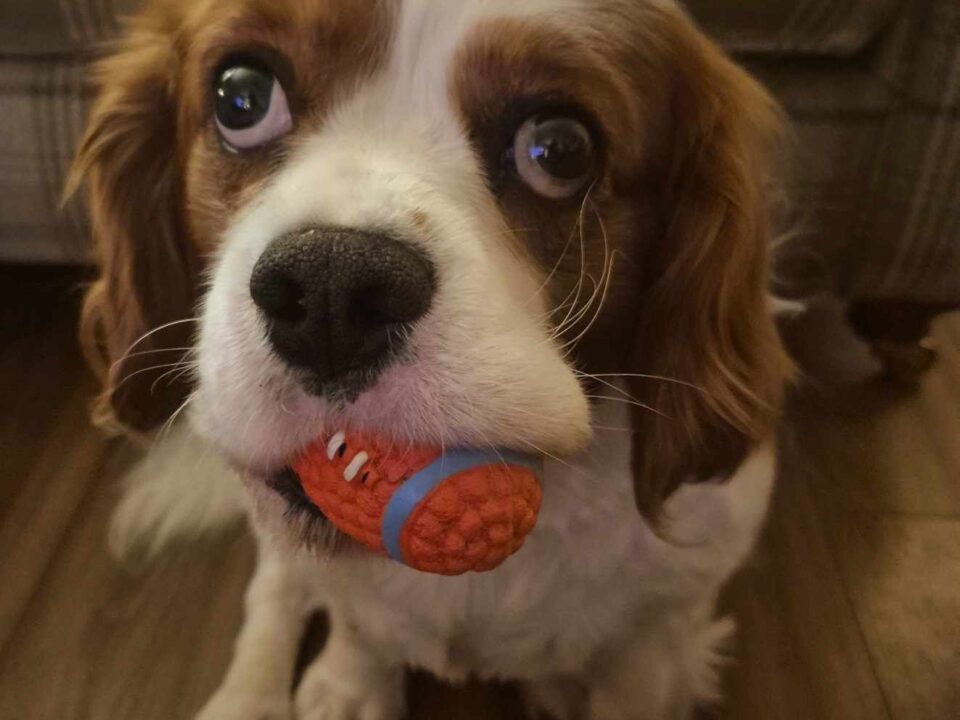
[291,431,542,575]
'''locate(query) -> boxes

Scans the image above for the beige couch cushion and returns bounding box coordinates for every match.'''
[0,0,139,56]
[685,0,904,56]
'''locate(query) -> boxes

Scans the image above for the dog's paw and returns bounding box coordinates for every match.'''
[195,691,291,720]
[690,617,736,706]
[295,660,403,720]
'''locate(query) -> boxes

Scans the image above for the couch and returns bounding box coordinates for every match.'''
[2,0,957,368]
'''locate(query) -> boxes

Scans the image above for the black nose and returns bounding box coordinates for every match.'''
[250,227,436,392]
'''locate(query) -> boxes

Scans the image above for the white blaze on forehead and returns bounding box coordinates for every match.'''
[385,0,583,115]
[377,0,678,136]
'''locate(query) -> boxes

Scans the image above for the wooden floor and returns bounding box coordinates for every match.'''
[1,265,958,720]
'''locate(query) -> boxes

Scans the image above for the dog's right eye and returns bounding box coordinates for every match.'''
[215,65,292,151]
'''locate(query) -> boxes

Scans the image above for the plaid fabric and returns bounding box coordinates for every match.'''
[0,57,91,263]
[0,0,956,307]
[684,0,903,56]
[753,0,960,302]
[850,0,960,302]
[0,0,136,56]
[0,0,138,263]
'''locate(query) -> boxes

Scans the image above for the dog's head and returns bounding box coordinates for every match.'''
[73,0,789,529]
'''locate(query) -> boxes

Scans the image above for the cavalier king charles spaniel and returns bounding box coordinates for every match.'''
[71,1,792,718]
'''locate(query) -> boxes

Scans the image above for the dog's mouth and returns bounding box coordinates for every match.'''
[263,430,444,558]
[266,466,350,552]
[263,429,544,575]
[267,467,325,520]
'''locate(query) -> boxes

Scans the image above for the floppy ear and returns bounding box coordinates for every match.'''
[628,12,791,520]
[69,14,199,434]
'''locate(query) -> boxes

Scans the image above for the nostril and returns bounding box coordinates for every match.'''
[349,284,403,329]
[271,279,309,324]
[251,270,308,324]
[349,259,435,331]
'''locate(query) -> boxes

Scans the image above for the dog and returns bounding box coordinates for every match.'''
[71,1,792,718]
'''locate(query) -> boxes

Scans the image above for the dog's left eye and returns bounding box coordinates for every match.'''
[513,116,596,199]
[215,65,292,151]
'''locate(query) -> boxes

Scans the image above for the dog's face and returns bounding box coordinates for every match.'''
[74,0,788,527]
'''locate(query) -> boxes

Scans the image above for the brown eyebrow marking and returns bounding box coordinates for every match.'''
[182,0,396,126]
[178,0,397,249]
[449,15,650,194]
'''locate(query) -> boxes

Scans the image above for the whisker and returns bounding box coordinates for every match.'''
[526,212,583,308]
[155,396,194,445]
[584,394,668,419]
[111,361,196,397]
[547,274,600,343]
[549,191,613,347]
[118,318,199,361]
[576,371,711,396]
[556,184,595,333]
[539,275,585,329]
[560,260,615,351]
[109,346,195,372]
[576,372,639,405]
[514,437,588,478]
[149,361,199,395]
[561,205,616,351]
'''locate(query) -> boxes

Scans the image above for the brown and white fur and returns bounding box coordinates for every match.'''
[71,1,792,718]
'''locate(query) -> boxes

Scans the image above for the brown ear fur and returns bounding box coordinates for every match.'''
[629,13,791,520]
[68,12,198,434]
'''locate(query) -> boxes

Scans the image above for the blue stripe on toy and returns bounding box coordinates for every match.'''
[381,449,540,564]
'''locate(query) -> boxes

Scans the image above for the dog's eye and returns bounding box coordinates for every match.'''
[215,65,292,151]
[514,116,595,199]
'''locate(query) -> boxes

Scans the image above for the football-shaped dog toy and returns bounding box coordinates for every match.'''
[291,431,542,575]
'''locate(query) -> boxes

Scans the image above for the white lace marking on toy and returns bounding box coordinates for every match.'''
[326,431,347,461]
[344,452,369,482]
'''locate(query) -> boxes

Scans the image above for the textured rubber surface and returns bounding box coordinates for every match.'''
[291,432,541,575]
[250,227,436,386]
[398,456,541,574]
